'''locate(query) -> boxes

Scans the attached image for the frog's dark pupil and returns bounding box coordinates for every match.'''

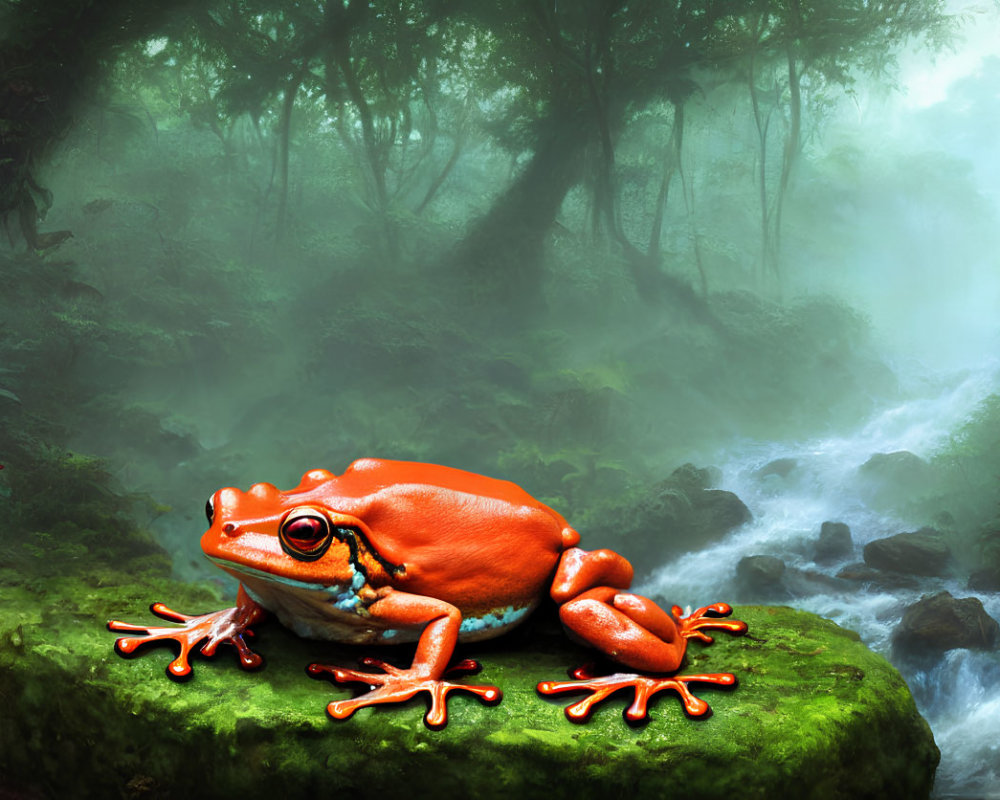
[279,510,333,561]
[205,496,214,525]
[284,516,326,549]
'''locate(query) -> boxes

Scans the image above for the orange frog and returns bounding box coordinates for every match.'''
[109,458,746,728]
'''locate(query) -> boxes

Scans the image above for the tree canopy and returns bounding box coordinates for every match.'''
[1,0,950,302]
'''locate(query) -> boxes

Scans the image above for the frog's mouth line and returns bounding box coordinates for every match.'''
[206,556,364,596]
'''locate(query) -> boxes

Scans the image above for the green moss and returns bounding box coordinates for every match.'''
[0,581,937,800]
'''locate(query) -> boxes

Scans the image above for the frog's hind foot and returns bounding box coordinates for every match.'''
[108,601,264,680]
[674,602,748,644]
[537,663,737,724]
[308,657,502,730]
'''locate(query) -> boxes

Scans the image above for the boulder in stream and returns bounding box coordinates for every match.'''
[836,563,922,591]
[893,590,1000,657]
[589,463,751,573]
[857,451,935,507]
[814,521,853,563]
[968,567,1000,592]
[862,528,953,577]
[753,457,799,481]
[736,555,786,594]
[737,557,853,600]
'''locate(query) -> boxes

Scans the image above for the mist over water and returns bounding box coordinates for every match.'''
[641,359,1000,798]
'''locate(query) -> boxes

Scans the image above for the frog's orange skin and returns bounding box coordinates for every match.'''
[109,458,747,728]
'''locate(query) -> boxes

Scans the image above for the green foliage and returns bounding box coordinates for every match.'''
[932,394,1000,569]
[0,440,170,580]
[0,0,978,588]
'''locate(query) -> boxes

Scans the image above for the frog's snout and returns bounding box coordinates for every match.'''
[205,491,240,536]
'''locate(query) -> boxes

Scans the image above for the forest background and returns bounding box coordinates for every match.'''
[2,0,1000,588]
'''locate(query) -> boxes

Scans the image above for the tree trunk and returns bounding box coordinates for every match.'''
[329,22,398,256]
[451,105,591,310]
[748,52,773,286]
[275,70,303,245]
[770,44,802,290]
[647,101,684,260]
[416,92,470,215]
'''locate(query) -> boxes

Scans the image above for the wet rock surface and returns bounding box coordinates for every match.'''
[594,463,752,571]
[862,528,953,577]
[893,591,1000,657]
[753,457,799,481]
[856,451,938,510]
[968,567,1000,592]
[836,562,923,591]
[736,555,786,593]
[752,458,801,493]
[814,521,853,563]
[735,556,853,600]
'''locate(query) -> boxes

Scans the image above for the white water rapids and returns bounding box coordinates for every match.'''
[639,361,1000,799]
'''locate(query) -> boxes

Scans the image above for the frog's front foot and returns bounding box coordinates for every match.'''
[308,657,502,730]
[107,586,266,680]
[538,663,738,723]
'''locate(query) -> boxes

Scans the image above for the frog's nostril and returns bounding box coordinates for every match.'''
[222,522,239,537]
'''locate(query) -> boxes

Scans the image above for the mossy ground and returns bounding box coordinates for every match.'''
[0,570,937,800]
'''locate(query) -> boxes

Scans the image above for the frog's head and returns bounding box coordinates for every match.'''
[200,469,364,588]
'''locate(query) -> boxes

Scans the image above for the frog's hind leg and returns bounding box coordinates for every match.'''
[543,547,747,722]
[558,586,687,673]
[550,548,747,670]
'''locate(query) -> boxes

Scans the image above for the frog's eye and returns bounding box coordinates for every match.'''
[205,494,215,526]
[279,508,333,561]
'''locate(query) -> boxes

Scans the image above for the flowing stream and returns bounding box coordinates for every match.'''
[639,362,1000,799]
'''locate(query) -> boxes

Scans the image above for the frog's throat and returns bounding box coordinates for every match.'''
[207,556,370,614]
[207,556,537,644]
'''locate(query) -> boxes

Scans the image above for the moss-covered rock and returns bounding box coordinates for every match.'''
[0,578,937,800]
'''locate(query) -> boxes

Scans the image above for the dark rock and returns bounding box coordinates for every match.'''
[667,462,722,492]
[863,528,952,577]
[737,555,786,592]
[972,528,1000,592]
[836,563,922,591]
[781,568,854,598]
[815,521,853,563]
[753,458,799,481]
[694,489,753,533]
[859,451,931,484]
[857,451,934,507]
[968,567,1000,592]
[893,590,1000,656]
[590,465,751,572]
[735,560,851,601]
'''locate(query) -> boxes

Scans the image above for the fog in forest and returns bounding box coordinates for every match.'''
[3,1,1000,796]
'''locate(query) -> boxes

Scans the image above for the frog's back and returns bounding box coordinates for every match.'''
[326,459,579,616]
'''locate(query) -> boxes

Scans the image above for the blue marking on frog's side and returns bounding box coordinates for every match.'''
[460,605,530,635]
[326,566,366,612]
